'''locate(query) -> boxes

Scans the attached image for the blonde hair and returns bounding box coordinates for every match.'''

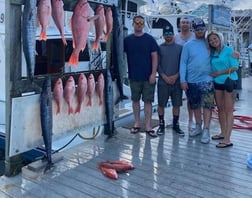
[207,31,224,55]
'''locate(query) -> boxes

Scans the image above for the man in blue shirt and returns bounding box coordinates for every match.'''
[180,18,215,144]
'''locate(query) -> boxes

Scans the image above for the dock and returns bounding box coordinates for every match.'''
[0,76,252,198]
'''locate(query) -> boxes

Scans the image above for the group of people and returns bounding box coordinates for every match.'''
[123,15,239,148]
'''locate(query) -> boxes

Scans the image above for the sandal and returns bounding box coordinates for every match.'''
[216,142,233,148]
[130,127,140,134]
[211,134,225,140]
[146,130,158,138]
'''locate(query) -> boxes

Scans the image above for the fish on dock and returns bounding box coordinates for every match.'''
[22,0,37,83]
[40,75,53,171]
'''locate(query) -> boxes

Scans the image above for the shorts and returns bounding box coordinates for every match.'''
[214,81,237,91]
[158,81,182,107]
[187,81,215,109]
[130,80,156,102]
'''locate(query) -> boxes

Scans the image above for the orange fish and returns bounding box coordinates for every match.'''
[99,160,135,172]
[75,73,87,113]
[51,0,67,45]
[68,0,97,67]
[37,0,52,41]
[93,4,105,51]
[86,73,95,106]
[96,73,104,106]
[99,164,118,180]
[104,7,113,42]
[53,78,64,115]
[64,76,76,114]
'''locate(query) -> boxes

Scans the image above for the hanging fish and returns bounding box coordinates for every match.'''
[51,0,67,45]
[93,4,105,51]
[22,0,37,83]
[40,75,53,171]
[37,0,52,41]
[68,0,98,67]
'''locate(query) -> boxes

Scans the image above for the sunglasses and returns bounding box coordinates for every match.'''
[134,20,144,25]
[195,27,206,31]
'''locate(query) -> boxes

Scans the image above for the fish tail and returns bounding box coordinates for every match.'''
[56,105,60,115]
[86,98,92,106]
[92,41,99,51]
[103,33,109,42]
[39,31,47,41]
[68,53,79,67]
[75,104,81,113]
[99,98,103,106]
[68,106,74,114]
[61,36,67,46]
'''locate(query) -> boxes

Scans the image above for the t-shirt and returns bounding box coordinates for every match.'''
[124,33,159,81]
[158,42,182,85]
[211,46,239,84]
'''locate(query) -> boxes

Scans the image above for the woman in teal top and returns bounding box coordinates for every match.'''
[207,31,239,148]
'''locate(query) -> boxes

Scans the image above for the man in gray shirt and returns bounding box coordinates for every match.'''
[156,24,184,136]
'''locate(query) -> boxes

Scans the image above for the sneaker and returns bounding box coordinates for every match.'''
[157,124,165,135]
[201,128,210,144]
[189,124,202,137]
[188,121,196,131]
[173,125,185,136]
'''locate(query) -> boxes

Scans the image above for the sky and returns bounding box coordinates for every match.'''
[144,0,252,11]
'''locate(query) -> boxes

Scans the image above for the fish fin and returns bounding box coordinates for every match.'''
[68,54,79,67]
[62,37,67,46]
[103,33,109,42]
[68,106,74,114]
[75,104,81,113]
[86,98,92,106]
[39,31,47,41]
[92,41,99,51]
[56,105,61,115]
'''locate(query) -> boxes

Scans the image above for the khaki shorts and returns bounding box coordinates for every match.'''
[130,80,156,102]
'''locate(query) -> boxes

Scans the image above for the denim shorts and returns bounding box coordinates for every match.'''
[187,81,215,109]
[130,80,156,102]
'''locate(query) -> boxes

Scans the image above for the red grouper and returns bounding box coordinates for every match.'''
[68,0,98,67]
[51,0,67,45]
[75,73,88,113]
[22,0,37,83]
[104,7,113,42]
[37,0,52,41]
[96,72,104,106]
[53,78,64,115]
[86,73,95,106]
[93,4,105,51]
[64,76,76,114]
[40,75,53,171]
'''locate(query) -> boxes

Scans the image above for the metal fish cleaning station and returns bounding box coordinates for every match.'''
[0,0,252,197]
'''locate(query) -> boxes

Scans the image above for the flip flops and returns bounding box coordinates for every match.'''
[146,130,158,138]
[216,142,233,148]
[130,127,140,134]
[211,134,225,140]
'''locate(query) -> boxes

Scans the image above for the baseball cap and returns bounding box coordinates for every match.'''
[192,18,206,31]
[163,24,174,36]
